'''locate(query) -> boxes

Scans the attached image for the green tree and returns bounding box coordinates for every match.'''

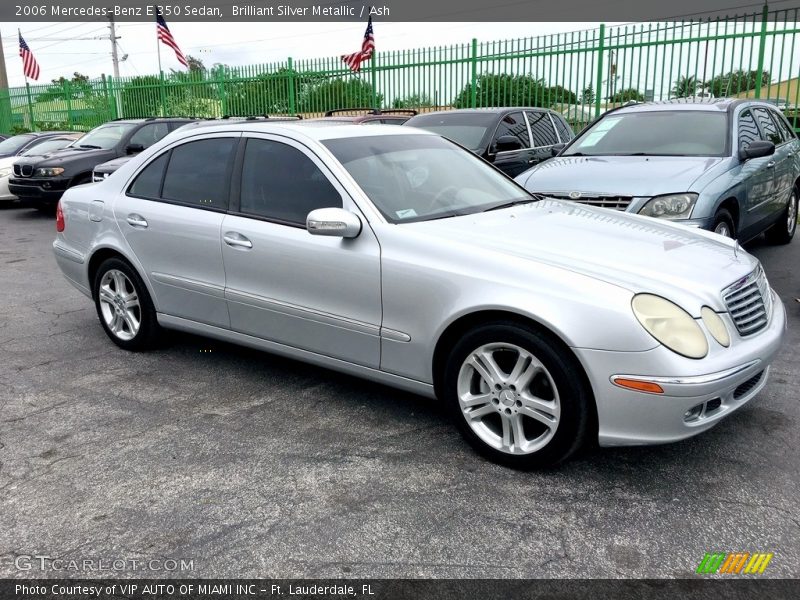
[546,85,578,105]
[392,93,433,109]
[120,75,164,117]
[300,77,382,113]
[671,75,700,98]
[453,73,549,108]
[35,72,92,102]
[226,68,299,116]
[610,88,644,103]
[706,69,770,97]
[580,86,595,104]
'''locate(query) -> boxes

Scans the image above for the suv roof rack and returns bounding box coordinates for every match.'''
[219,114,303,120]
[323,108,419,117]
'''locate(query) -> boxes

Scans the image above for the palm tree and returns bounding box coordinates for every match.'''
[671,75,700,98]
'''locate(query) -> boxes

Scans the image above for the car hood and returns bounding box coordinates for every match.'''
[410,199,756,313]
[517,155,727,196]
[13,146,113,167]
[94,155,134,173]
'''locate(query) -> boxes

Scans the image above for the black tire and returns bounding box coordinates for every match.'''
[764,186,798,245]
[93,257,160,351]
[33,202,56,214]
[442,321,594,469]
[711,208,736,239]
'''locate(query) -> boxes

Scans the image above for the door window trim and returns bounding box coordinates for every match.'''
[525,110,560,149]
[491,111,533,157]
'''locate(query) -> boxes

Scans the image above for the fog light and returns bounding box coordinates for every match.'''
[684,403,703,421]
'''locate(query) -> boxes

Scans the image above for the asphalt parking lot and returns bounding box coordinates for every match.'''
[0,204,798,579]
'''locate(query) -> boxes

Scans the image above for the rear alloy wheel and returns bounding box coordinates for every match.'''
[765,186,798,245]
[712,208,735,239]
[443,322,593,468]
[93,258,160,351]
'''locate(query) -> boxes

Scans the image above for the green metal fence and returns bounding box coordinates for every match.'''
[2,4,800,134]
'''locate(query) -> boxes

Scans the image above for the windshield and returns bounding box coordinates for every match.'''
[406,112,497,151]
[0,134,35,154]
[563,110,728,157]
[323,134,534,223]
[20,137,76,156]
[77,123,138,150]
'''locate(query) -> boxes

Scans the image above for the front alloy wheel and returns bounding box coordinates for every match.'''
[443,322,593,468]
[765,186,798,244]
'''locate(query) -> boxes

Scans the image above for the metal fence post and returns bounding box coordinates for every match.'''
[595,24,606,117]
[754,3,769,99]
[216,66,228,117]
[287,57,296,114]
[370,53,378,109]
[159,70,167,116]
[470,38,478,108]
[24,82,35,131]
[63,79,74,128]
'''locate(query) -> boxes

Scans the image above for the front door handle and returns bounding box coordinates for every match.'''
[223,232,253,249]
[126,214,148,228]
[766,160,776,168]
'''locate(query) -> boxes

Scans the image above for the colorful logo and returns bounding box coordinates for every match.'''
[696,552,773,574]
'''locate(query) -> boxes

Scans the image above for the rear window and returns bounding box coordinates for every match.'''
[406,112,498,151]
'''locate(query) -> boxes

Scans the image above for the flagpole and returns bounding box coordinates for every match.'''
[19,28,35,130]
[155,7,165,117]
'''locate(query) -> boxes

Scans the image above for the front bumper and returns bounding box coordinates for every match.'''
[8,176,71,203]
[575,292,786,446]
[0,176,16,201]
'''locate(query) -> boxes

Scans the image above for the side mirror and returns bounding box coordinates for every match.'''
[739,140,775,161]
[306,208,362,238]
[551,142,566,157]
[125,143,144,155]
[494,135,523,153]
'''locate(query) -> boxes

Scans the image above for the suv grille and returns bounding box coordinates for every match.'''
[547,194,633,210]
[723,266,772,336]
[13,164,33,177]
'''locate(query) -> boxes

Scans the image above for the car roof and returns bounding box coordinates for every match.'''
[108,117,195,124]
[608,98,780,115]
[170,121,437,143]
[412,107,555,118]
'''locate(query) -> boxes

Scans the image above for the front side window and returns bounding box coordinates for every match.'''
[239,138,341,224]
[493,112,530,150]
[753,108,782,145]
[129,123,170,149]
[323,134,534,223]
[563,110,728,157]
[738,110,759,150]
[161,138,236,209]
[526,111,560,147]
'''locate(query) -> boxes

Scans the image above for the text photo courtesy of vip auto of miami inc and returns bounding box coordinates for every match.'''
[0,0,799,598]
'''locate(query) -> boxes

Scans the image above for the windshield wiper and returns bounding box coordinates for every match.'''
[78,144,102,149]
[483,198,538,212]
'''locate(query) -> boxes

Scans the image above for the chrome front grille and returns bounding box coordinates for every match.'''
[723,266,772,336]
[13,164,33,177]
[547,194,633,210]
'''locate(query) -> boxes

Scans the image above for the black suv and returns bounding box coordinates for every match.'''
[10,118,192,207]
[404,108,574,177]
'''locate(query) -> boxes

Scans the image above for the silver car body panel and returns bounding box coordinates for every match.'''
[53,122,786,447]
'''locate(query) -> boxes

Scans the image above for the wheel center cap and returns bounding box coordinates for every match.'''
[499,390,515,406]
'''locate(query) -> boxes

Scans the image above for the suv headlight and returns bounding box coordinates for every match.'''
[638,193,697,220]
[632,294,708,359]
[0,167,11,178]
[34,167,65,177]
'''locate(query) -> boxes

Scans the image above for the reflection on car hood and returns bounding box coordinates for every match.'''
[14,146,112,167]
[517,155,727,196]
[412,199,756,311]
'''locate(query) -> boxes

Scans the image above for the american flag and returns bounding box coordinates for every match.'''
[341,16,375,73]
[18,32,40,81]
[156,7,188,68]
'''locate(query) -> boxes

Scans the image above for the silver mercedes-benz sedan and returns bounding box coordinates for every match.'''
[53,122,786,468]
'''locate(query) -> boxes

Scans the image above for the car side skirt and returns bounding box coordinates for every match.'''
[157,313,437,399]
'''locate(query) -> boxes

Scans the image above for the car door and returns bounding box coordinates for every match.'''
[113,133,238,328]
[525,110,562,165]
[220,135,382,368]
[490,112,535,177]
[761,108,796,218]
[737,108,775,237]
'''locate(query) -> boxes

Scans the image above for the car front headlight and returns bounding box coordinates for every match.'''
[638,193,698,220]
[701,306,730,347]
[0,167,11,178]
[632,294,708,358]
[34,167,65,177]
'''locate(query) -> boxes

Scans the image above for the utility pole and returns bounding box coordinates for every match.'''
[0,30,12,133]
[108,15,122,118]
[0,30,9,90]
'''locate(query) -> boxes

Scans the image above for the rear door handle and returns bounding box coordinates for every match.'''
[126,214,148,228]
[223,232,253,249]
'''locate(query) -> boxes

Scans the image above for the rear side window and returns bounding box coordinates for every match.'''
[129,152,168,198]
[494,112,530,149]
[526,111,560,147]
[753,108,782,145]
[239,138,341,225]
[770,110,795,143]
[552,115,574,142]
[738,110,759,150]
[161,138,236,209]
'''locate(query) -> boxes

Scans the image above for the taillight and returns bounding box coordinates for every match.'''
[56,201,65,232]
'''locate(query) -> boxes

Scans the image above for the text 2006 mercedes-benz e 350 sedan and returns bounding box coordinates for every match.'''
[53,122,786,468]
